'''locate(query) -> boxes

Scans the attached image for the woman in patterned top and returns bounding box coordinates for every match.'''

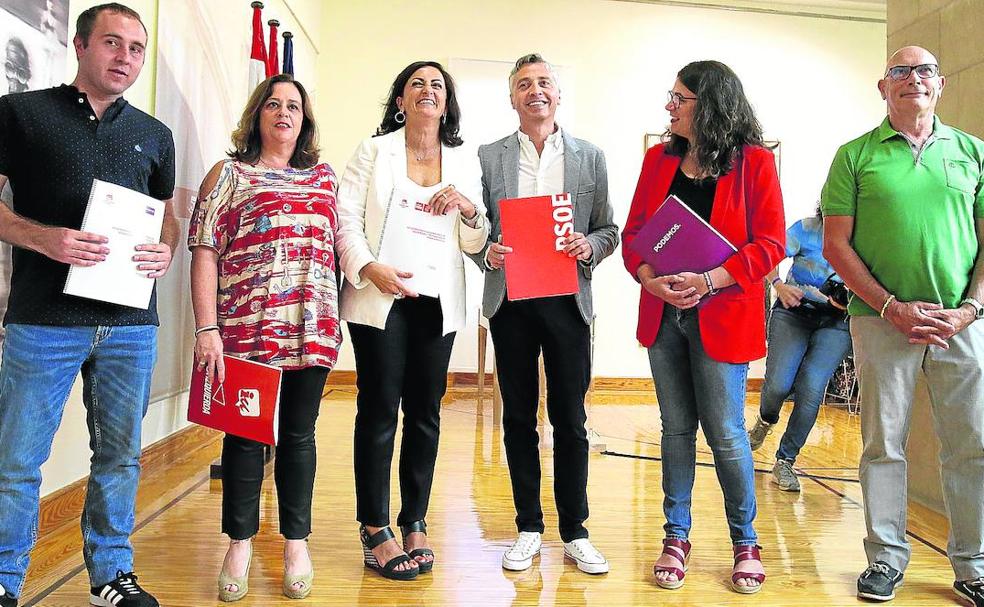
[189,74,340,602]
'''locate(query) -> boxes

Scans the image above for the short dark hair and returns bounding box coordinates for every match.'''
[376,61,463,148]
[76,3,147,46]
[664,60,764,179]
[228,74,320,169]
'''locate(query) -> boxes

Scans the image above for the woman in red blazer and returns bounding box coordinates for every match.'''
[621,61,785,594]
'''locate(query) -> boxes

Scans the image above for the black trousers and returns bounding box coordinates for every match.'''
[489,296,591,542]
[349,296,455,527]
[222,365,329,540]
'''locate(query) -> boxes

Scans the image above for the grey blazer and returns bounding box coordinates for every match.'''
[470,131,619,324]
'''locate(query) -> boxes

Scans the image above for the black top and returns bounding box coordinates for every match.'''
[667,167,717,224]
[0,84,175,327]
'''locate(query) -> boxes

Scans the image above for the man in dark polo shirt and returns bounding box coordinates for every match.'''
[823,46,984,605]
[0,4,176,607]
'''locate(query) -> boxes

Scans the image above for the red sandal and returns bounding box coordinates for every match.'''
[653,538,690,590]
[731,544,766,594]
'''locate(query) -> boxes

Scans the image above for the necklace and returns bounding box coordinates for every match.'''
[405,143,440,162]
[257,156,289,170]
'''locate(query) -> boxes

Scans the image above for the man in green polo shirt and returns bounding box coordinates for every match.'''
[822,46,984,605]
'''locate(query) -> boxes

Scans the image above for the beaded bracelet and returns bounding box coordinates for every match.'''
[879,295,896,318]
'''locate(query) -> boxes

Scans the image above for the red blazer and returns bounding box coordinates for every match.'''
[622,144,785,363]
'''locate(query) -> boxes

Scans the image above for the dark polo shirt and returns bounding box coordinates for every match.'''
[0,84,175,326]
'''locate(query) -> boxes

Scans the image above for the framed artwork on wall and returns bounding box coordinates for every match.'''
[644,132,661,153]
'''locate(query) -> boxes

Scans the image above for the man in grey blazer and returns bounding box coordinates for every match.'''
[473,53,618,575]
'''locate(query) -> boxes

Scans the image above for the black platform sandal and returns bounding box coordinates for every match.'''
[360,526,419,581]
[400,520,435,574]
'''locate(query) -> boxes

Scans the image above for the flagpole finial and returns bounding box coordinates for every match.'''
[250,1,263,8]
[282,31,293,39]
[267,18,279,26]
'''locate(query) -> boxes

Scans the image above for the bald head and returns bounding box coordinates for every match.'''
[886,46,939,71]
[879,45,944,124]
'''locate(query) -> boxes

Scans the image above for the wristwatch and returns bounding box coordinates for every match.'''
[960,297,984,320]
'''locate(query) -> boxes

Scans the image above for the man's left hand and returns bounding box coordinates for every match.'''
[134,243,173,278]
[910,305,976,345]
[563,232,592,261]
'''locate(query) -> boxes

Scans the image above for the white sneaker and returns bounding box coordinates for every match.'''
[502,532,542,571]
[564,538,610,574]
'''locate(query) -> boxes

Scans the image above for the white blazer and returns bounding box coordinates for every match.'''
[336,128,489,335]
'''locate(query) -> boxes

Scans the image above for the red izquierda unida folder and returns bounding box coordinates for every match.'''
[499,193,579,301]
[187,355,283,445]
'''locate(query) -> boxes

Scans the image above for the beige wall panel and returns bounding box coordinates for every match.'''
[888,0,922,32]
[886,13,940,58]
[948,62,984,138]
[935,69,959,123]
[939,0,984,74]
[918,0,951,16]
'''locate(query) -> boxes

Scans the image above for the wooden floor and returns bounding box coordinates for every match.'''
[24,386,960,606]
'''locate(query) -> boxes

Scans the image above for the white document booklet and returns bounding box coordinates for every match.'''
[63,179,165,309]
[377,188,457,298]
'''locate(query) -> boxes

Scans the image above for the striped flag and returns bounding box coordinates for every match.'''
[267,19,279,78]
[282,32,294,76]
[248,1,267,93]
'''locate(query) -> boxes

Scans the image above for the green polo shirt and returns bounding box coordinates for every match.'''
[821,116,984,316]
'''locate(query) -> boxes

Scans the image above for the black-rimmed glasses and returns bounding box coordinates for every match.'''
[884,63,940,81]
[667,90,697,109]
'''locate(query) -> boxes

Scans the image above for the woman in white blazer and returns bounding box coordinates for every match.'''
[336,61,488,581]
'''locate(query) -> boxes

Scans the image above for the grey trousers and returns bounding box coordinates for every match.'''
[852,317,984,580]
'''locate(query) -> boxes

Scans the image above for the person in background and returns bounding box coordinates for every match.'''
[190,73,341,602]
[822,46,984,605]
[0,4,175,606]
[475,53,618,575]
[621,60,785,593]
[336,60,488,581]
[748,208,851,492]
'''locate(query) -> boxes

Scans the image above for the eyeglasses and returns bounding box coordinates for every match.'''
[667,90,697,110]
[884,63,940,81]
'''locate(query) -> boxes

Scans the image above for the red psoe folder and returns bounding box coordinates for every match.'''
[187,355,283,445]
[499,193,579,301]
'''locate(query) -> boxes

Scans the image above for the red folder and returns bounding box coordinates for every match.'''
[187,355,283,445]
[499,193,579,301]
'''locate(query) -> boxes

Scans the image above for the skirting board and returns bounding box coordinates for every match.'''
[325,371,765,394]
[37,424,221,539]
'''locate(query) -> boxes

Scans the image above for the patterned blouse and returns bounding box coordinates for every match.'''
[188,160,341,370]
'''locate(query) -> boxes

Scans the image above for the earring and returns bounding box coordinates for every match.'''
[441,113,447,124]
[395,110,406,124]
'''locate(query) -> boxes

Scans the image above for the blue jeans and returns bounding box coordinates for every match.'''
[0,324,156,597]
[647,307,757,545]
[759,307,851,463]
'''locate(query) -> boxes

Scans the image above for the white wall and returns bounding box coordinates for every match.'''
[316,0,887,379]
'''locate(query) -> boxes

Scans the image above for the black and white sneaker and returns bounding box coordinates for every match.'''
[954,577,984,606]
[857,561,904,601]
[0,583,18,607]
[89,570,159,607]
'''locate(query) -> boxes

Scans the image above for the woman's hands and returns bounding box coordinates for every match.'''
[774,282,805,309]
[428,184,476,220]
[360,261,418,298]
[637,265,710,309]
[195,329,225,383]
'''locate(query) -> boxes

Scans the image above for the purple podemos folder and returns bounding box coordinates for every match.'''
[628,195,738,304]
